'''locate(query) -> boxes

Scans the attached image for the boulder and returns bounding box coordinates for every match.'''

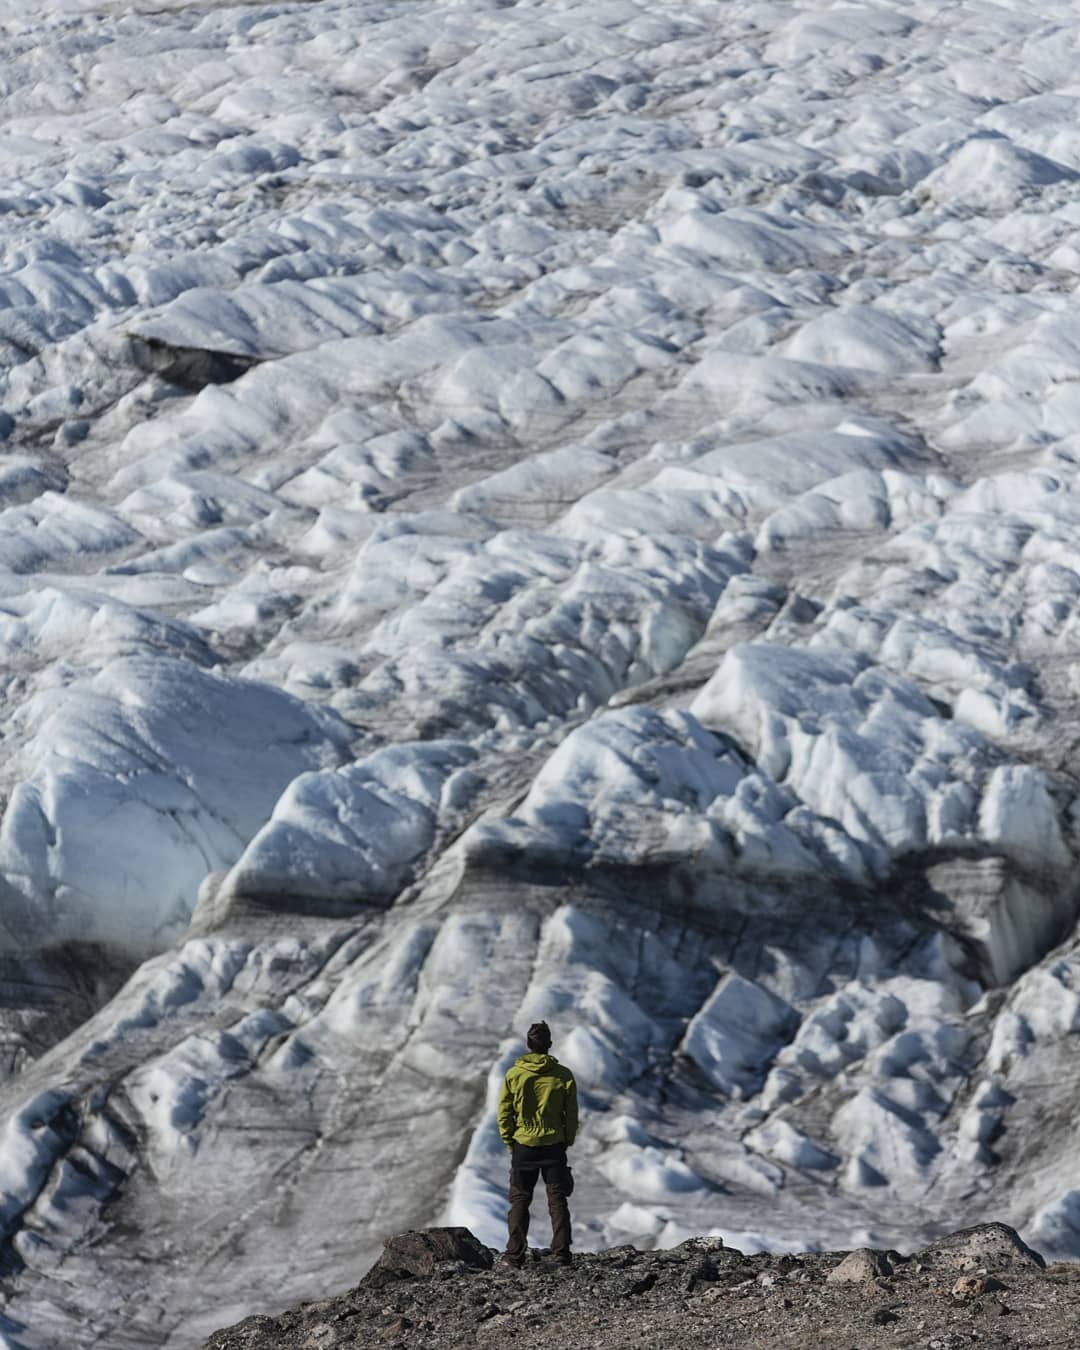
[672,1235,727,1258]
[371,1228,494,1281]
[951,1274,1004,1300]
[915,1223,1044,1273]
[826,1248,894,1283]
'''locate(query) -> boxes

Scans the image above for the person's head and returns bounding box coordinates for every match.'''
[526,1020,552,1053]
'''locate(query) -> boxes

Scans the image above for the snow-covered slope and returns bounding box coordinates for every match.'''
[4,0,1080,1344]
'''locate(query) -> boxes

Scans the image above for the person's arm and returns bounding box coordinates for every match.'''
[564,1073,578,1148]
[497,1073,516,1147]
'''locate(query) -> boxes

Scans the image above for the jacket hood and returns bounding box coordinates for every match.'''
[516,1052,557,1074]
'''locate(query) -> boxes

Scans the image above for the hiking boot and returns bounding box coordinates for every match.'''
[542,1250,572,1267]
[496,1253,524,1271]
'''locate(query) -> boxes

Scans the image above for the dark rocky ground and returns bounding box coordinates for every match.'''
[202,1223,1080,1349]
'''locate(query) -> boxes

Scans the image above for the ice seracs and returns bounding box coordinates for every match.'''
[214,740,480,915]
[0,657,351,955]
[5,0,1080,1342]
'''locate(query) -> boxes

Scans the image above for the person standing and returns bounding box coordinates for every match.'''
[496,1021,578,1267]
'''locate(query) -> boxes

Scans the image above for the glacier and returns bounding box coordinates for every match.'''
[1,0,1080,1344]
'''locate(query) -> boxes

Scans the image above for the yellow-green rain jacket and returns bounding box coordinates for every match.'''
[497,1053,578,1148]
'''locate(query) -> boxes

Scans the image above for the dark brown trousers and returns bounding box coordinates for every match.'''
[506,1148,571,1261]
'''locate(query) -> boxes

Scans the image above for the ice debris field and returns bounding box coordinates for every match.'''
[3,0,1080,1344]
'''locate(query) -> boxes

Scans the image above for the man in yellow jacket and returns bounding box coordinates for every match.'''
[496,1020,578,1267]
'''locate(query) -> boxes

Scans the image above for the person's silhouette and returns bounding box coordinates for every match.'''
[496,1021,578,1267]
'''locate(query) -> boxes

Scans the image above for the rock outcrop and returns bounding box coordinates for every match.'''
[203,1223,1077,1350]
[370,1229,495,1281]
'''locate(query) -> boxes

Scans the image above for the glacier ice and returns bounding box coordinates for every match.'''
[1,0,1080,1343]
[0,657,351,955]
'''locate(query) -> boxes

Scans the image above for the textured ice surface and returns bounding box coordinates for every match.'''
[216,740,480,910]
[2,0,1080,1344]
[0,657,350,954]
